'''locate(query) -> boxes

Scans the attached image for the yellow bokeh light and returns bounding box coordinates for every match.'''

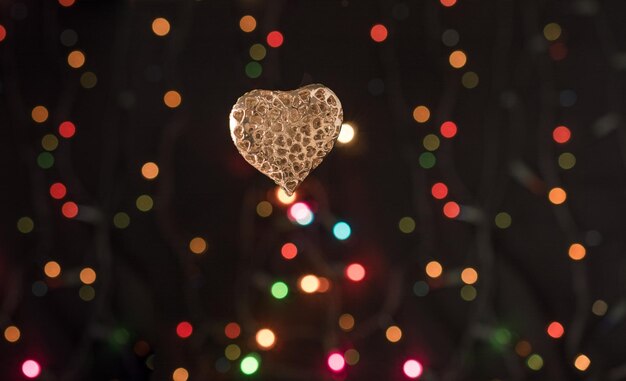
[568,243,586,261]
[338,313,355,331]
[141,162,159,180]
[152,18,170,36]
[4,326,20,343]
[299,274,320,293]
[543,23,562,41]
[337,123,356,144]
[276,187,296,204]
[548,187,567,204]
[461,267,478,285]
[385,325,402,343]
[32,105,49,123]
[67,50,85,69]
[256,201,273,217]
[79,267,97,284]
[255,328,276,349]
[413,105,430,123]
[574,354,591,371]
[172,367,189,381]
[189,237,207,255]
[239,15,257,33]
[164,90,182,108]
[425,261,443,278]
[44,261,61,278]
[449,50,467,69]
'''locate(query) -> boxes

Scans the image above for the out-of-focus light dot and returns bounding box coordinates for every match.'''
[327,352,345,372]
[443,201,460,218]
[37,152,54,169]
[344,349,360,365]
[172,367,188,381]
[4,326,20,343]
[548,187,567,205]
[0,25,6,43]
[41,134,59,151]
[32,281,48,297]
[550,42,568,60]
[440,0,457,7]
[425,261,443,278]
[240,354,260,375]
[559,152,576,169]
[280,242,297,260]
[136,195,154,212]
[527,354,543,371]
[385,326,402,343]
[113,212,130,229]
[176,321,193,339]
[547,321,564,339]
[413,105,430,123]
[256,201,273,217]
[245,62,262,79]
[568,243,586,261]
[67,50,85,69]
[267,31,284,48]
[333,221,351,240]
[59,121,76,138]
[431,182,448,199]
[133,340,150,357]
[462,71,479,88]
[449,50,467,69]
[515,340,532,357]
[299,274,320,293]
[492,328,512,345]
[141,162,159,180]
[345,263,366,282]
[59,0,76,6]
[79,285,95,301]
[32,105,49,123]
[225,344,241,361]
[592,300,608,316]
[317,277,331,293]
[461,267,478,284]
[44,261,61,278]
[276,187,296,204]
[62,201,79,218]
[80,267,96,284]
[249,43,266,61]
[271,281,289,299]
[423,134,440,151]
[413,281,429,296]
[370,24,388,42]
[224,322,241,339]
[255,328,275,349]
[398,216,415,233]
[239,15,257,33]
[164,90,182,108]
[17,217,34,233]
[442,29,459,47]
[338,313,355,331]
[419,152,436,169]
[543,23,562,41]
[440,121,457,138]
[460,285,477,301]
[289,202,314,225]
[337,123,356,144]
[152,18,170,36]
[50,182,67,199]
[495,212,512,229]
[80,71,97,88]
[553,125,571,143]
[403,359,423,379]
[22,360,41,379]
[60,29,77,46]
[574,354,591,371]
[189,237,207,255]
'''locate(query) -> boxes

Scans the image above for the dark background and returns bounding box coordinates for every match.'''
[2,0,626,380]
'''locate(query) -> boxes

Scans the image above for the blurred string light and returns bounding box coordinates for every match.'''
[413,105,430,123]
[249,43,266,61]
[266,31,284,48]
[275,187,296,204]
[38,152,54,169]
[548,187,566,205]
[344,349,360,365]
[574,354,591,371]
[172,368,188,381]
[370,24,388,42]
[225,344,241,360]
[431,182,448,199]
[460,285,477,301]
[62,201,79,218]
[422,134,440,151]
[515,340,532,357]
[338,313,355,331]
[80,72,97,89]
[271,281,289,299]
[141,162,159,180]
[79,267,96,284]
[543,22,562,41]
[327,352,345,372]
[280,242,297,259]
[443,201,460,218]
[494,212,512,228]
[50,182,67,199]
[44,261,61,278]
[440,0,457,7]
[289,202,314,225]
[0,24,6,42]
[152,17,170,36]
[176,321,193,339]
[398,216,415,233]
[332,221,351,240]
[425,261,443,278]
[22,360,41,379]
[224,322,241,339]
[568,243,586,260]
[461,71,479,88]
[449,50,467,68]
[245,62,262,79]
[163,90,182,108]
[255,328,276,349]
[442,29,459,47]
[240,353,260,375]
[41,134,58,151]
[461,267,478,284]
[256,201,273,217]
[440,121,457,138]
[189,237,207,254]
[4,326,20,343]
[385,325,402,342]
[67,50,85,68]
[239,15,256,33]
[547,321,564,338]
[337,123,356,144]
[58,0,76,7]
[59,121,76,138]
[527,354,543,371]
[592,300,608,316]
[113,212,130,229]
[299,274,320,293]
[403,359,423,379]
[17,216,34,233]
[345,263,366,282]
[31,105,48,123]
[552,125,571,143]
[317,277,331,293]
[558,152,576,169]
[419,152,436,169]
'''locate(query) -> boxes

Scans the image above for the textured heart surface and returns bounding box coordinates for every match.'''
[229,84,343,195]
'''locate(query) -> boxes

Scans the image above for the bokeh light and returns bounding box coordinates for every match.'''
[547,321,564,338]
[592,300,608,316]
[515,340,532,357]
[0,25,6,43]
[225,344,241,361]
[431,182,448,199]
[317,277,331,293]
[403,359,423,379]
[172,367,189,381]
[425,261,443,278]
[398,216,416,233]
[267,31,284,48]
[276,187,296,204]
[385,325,402,342]
[344,349,360,365]
[333,221,351,240]
[299,274,320,293]
[289,202,314,225]
[440,121,458,138]
[558,152,576,169]
[176,321,193,339]
[271,281,289,299]
[240,354,260,375]
[568,243,586,261]
[337,123,356,144]
[44,261,61,278]
[440,0,457,7]
[527,354,543,370]
[494,212,512,228]
[41,134,59,151]
[79,285,96,301]
[141,162,159,180]
[189,237,207,254]
[245,62,262,78]
[255,328,276,349]
[338,313,355,331]
[553,125,571,143]
[370,24,388,42]
[80,267,96,284]
[443,201,460,218]
[136,195,154,212]
[256,201,273,217]
[280,242,297,260]
[345,263,366,282]
[37,152,55,169]
[59,0,76,6]
[164,90,182,108]
[224,322,241,339]
[574,354,591,371]
[462,71,479,88]
[249,43,266,61]
[113,212,130,229]
[17,217,34,233]
[62,201,79,218]
[80,72,98,88]
[461,267,478,284]
[239,15,256,33]
[22,360,41,379]
[50,182,67,199]
[32,105,48,123]
[59,121,76,138]
[423,134,440,151]
[67,50,85,68]
[152,18,170,36]
[548,187,567,205]
[327,352,345,372]
[449,50,467,69]
[460,285,477,301]
[543,23,562,41]
[4,326,20,343]
[413,105,430,123]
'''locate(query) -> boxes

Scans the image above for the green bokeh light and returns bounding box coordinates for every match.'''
[494,212,512,229]
[271,281,289,299]
[527,353,543,371]
[245,62,262,79]
[240,353,260,375]
[419,152,436,169]
[17,216,34,233]
[37,152,54,169]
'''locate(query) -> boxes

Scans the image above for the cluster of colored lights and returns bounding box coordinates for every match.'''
[237,15,284,79]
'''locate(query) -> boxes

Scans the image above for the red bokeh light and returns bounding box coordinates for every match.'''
[403,359,423,378]
[224,322,241,339]
[345,263,366,282]
[440,0,457,7]
[549,42,568,61]
[267,31,284,48]
[176,321,193,339]
[552,126,571,143]
[327,352,345,372]
[59,0,76,6]
[443,201,460,218]
[281,242,298,260]
[0,25,6,43]
[50,182,67,200]
[440,121,457,138]
[61,201,78,218]
[547,321,564,339]
[22,360,41,379]
[370,24,388,43]
[59,121,76,138]
[431,182,448,199]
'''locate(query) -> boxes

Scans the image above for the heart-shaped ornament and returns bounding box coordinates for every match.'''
[229,84,343,195]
